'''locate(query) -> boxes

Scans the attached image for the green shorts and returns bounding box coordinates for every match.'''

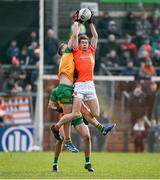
[71,116,84,127]
[50,84,73,104]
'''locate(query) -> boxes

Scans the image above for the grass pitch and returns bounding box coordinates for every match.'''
[0,152,160,179]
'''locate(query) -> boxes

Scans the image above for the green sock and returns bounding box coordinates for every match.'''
[64,138,72,144]
[54,157,58,164]
[96,123,104,133]
[85,157,90,164]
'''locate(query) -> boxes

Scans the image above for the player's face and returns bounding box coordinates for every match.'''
[79,39,89,51]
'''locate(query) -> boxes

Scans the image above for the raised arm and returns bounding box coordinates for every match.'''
[68,12,80,49]
[88,15,98,49]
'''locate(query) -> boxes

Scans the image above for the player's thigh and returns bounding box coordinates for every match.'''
[62,104,72,114]
[75,123,90,139]
[72,97,83,114]
[81,102,93,120]
[59,126,65,139]
[81,102,90,114]
[62,104,72,137]
[63,122,71,139]
[85,97,100,118]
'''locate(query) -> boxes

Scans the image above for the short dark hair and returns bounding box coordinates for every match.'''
[57,43,65,56]
[78,35,89,43]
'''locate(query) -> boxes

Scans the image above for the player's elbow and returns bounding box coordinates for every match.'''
[72,33,78,39]
[94,33,98,39]
[93,31,98,39]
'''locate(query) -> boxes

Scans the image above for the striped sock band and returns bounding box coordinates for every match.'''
[96,123,104,133]
[64,138,72,144]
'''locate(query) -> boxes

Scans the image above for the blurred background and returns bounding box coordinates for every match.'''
[0,0,160,153]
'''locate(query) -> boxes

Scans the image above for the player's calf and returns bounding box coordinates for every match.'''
[50,124,62,141]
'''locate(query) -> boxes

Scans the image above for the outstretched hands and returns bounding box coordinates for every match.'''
[73,10,94,24]
[73,10,79,22]
[73,11,84,23]
[87,10,94,24]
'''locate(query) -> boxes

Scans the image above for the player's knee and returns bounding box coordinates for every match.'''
[56,139,63,145]
[83,111,91,120]
[72,111,81,118]
[57,136,64,144]
[82,133,91,142]
[92,111,100,118]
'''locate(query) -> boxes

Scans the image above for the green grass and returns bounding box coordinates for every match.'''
[0,152,160,179]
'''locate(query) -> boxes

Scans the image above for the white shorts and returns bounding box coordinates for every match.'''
[73,81,97,101]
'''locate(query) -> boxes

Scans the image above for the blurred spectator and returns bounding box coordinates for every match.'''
[152,40,160,67]
[107,20,120,38]
[145,81,158,119]
[27,41,39,65]
[27,31,38,46]
[120,49,134,66]
[8,56,26,88]
[132,118,146,152]
[30,61,39,91]
[139,58,156,78]
[149,9,160,33]
[97,11,111,38]
[150,29,160,46]
[2,77,15,94]
[119,34,137,63]
[136,12,151,36]
[132,30,145,50]
[11,56,26,78]
[99,34,119,60]
[138,50,149,65]
[11,81,23,94]
[34,48,40,62]
[6,40,20,63]
[121,61,137,76]
[122,11,136,36]
[44,29,58,65]
[98,34,119,74]
[128,84,146,127]
[138,37,152,59]
[102,50,120,68]
[25,84,32,94]
[19,46,29,65]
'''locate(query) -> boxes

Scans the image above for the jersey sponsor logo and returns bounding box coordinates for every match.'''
[79,55,90,60]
